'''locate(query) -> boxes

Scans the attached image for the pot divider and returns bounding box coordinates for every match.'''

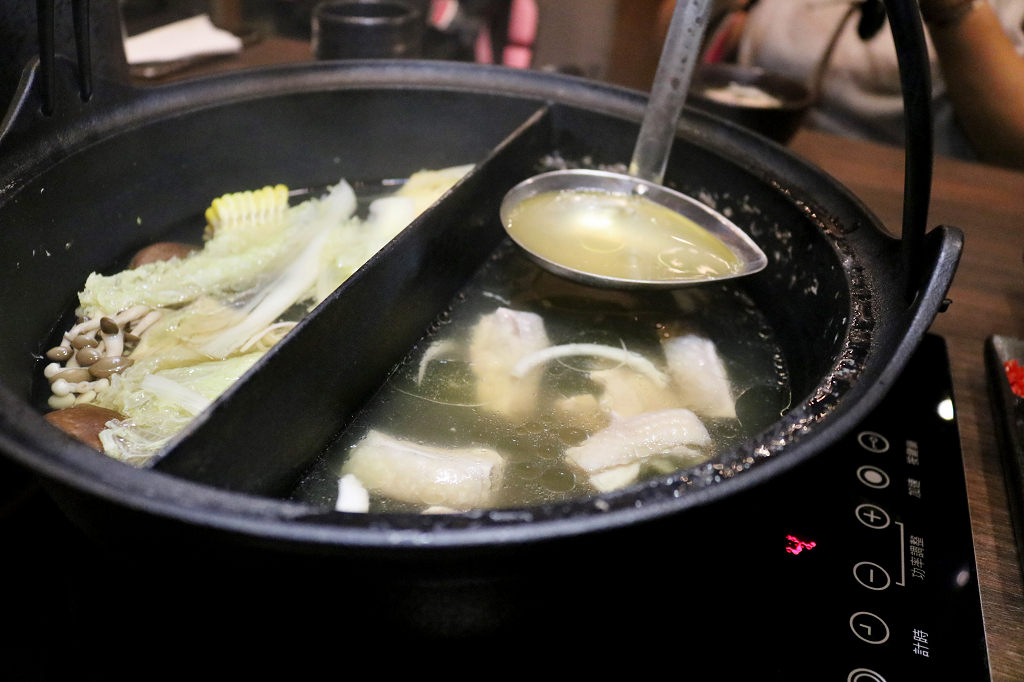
[153,105,556,493]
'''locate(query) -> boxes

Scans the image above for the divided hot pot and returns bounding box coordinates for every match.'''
[0,2,959,561]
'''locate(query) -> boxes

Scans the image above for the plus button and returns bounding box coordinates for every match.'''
[855,503,891,529]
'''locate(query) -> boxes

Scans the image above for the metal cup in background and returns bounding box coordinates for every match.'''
[312,0,424,60]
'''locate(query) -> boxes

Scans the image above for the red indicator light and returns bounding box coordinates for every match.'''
[785,535,817,555]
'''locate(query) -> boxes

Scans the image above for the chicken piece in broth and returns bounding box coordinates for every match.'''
[341,431,505,510]
[663,335,737,419]
[469,307,550,419]
[565,408,710,489]
[591,365,684,420]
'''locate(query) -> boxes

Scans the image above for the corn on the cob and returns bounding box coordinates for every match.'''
[204,184,289,240]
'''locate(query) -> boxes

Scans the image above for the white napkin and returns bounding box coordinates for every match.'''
[124,14,243,65]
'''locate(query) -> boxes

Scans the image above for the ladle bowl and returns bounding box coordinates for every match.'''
[499,169,768,289]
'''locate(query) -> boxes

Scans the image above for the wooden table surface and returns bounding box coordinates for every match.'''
[790,129,1024,681]
[137,38,1024,677]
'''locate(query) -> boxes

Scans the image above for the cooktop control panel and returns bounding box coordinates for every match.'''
[742,334,989,680]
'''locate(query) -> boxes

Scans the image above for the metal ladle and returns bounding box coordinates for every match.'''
[500,0,768,289]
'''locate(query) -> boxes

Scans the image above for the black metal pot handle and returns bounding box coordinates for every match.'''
[33,0,125,116]
[37,0,92,115]
[883,0,933,305]
[810,0,933,305]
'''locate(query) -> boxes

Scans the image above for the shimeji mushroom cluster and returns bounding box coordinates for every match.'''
[43,305,163,409]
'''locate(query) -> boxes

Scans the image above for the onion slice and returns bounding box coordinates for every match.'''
[512,343,670,387]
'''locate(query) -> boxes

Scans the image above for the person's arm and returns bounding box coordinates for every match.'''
[923,0,1024,170]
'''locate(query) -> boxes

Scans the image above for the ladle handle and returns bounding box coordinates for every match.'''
[628,0,714,184]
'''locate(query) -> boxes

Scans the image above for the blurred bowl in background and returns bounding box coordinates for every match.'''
[689,63,813,144]
[312,0,424,60]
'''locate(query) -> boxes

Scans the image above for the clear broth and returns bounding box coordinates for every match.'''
[293,242,789,512]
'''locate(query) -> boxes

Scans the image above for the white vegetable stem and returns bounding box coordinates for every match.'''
[511,343,670,387]
[141,374,212,415]
[200,181,354,359]
[200,228,329,359]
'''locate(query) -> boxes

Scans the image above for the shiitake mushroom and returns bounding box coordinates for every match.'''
[44,404,125,451]
[128,242,199,269]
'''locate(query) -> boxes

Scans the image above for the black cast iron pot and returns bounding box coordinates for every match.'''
[0,1,957,585]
